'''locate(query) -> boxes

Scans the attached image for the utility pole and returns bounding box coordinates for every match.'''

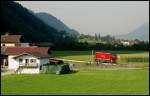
[91,50,94,64]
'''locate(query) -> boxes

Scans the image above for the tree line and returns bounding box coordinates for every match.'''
[40,34,149,51]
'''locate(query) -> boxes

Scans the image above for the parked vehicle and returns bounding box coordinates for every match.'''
[95,52,117,63]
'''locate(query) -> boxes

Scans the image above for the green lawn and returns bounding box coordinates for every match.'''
[1,51,149,95]
[51,51,149,65]
[1,68,149,95]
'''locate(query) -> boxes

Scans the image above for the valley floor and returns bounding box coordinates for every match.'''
[1,50,149,95]
[1,68,149,95]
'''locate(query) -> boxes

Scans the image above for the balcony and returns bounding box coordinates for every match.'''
[19,63,39,68]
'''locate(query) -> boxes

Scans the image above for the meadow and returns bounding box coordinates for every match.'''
[1,68,149,95]
[51,50,149,65]
[1,50,149,95]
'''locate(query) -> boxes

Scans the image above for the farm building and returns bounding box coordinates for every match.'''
[1,33,29,47]
[1,47,51,74]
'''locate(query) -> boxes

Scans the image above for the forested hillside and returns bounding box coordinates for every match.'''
[1,1,76,46]
[1,1,148,51]
[36,12,79,38]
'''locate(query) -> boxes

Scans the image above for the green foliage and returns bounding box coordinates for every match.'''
[59,64,70,74]
[40,64,71,74]
[78,34,149,51]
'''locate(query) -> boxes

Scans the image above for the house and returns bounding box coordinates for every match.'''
[1,33,29,68]
[120,40,130,46]
[120,39,140,46]
[112,39,140,46]
[2,47,51,74]
[1,47,8,68]
[1,33,29,47]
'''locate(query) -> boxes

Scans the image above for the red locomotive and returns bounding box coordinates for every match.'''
[95,52,117,63]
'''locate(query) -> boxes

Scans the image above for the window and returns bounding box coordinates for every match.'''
[19,58,23,63]
[40,65,42,70]
[30,59,36,63]
[25,59,29,63]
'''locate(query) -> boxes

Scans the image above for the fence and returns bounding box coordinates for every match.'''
[70,62,149,71]
[126,57,149,62]
[53,58,149,71]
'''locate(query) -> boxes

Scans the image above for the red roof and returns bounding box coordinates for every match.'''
[5,47,50,58]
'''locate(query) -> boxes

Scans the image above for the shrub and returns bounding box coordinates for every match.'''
[59,64,71,74]
[40,63,71,74]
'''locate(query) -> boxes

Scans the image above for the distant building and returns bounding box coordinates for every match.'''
[112,39,141,46]
[1,33,29,47]
[120,40,130,46]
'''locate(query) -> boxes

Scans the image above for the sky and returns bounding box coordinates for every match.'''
[16,1,149,36]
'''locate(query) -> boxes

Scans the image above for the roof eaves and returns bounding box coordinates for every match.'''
[13,53,39,59]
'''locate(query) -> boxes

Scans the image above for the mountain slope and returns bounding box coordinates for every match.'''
[1,1,77,45]
[1,1,59,43]
[35,12,80,37]
[115,22,149,41]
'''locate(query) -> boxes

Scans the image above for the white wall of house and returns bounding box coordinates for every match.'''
[1,43,15,47]
[8,55,19,70]
[8,54,49,74]
[20,43,30,47]
[1,43,30,47]
[18,68,39,74]
[121,41,130,46]
[15,55,40,66]
[8,55,40,70]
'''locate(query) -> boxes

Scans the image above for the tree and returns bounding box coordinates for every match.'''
[98,33,101,40]
[95,33,98,41]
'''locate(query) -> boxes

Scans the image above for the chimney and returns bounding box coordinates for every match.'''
[5,32,10,36]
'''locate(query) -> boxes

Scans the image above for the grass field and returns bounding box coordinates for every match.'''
[1,50,149,95]
[1,68,149,95]
[51,50,149,65]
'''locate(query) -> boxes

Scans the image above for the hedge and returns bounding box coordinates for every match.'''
[40,63,71,74]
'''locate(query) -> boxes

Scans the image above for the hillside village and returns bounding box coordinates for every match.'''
[79,34,142,46]
[111,39,140,46]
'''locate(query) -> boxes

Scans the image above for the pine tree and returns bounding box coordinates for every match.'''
[95,33,98,41]
[98,33,101,40]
